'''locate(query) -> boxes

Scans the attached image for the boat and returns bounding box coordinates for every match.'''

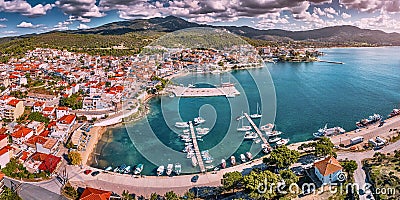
[245,152,253,160]
[188,84,195,88]
[268,137,282,143]
[175,122,189,128]
[169,93,175,98]
[191,156,198,167]
[196,127,210,135]
[174,163,182,175]
[237,116,252,131]
[194,117,205,124]
[260,123,274,132]
[221,159,226,169]
[266,131,282,137]
[230,156,236,166]
[262,143,271,154]
[313,124,346,138]
[240,154,246,163]
[244,131,258,140]
[250,102,262,119]
[134,164,143,175]
[157,165,164,176]
[276,138,290,146]
[201,150,213,163]
[389,109,400,118]
[104,166,112,171]
[253,138,261,143]
[116,164,126,173]
[205,165,215,170]
[166,164,173,176]
[356,114,382,128]
[124,166,131,174]
[236,115,244,121]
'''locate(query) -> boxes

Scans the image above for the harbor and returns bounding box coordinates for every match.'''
[189,121,206,173]
[168,85,240,98]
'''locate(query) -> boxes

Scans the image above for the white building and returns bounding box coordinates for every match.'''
[314,156,343,184]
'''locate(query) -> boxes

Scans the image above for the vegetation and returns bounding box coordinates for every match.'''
[340,160,358,175]
[1,158,48,180]
[27,112,50,124]
[264,146,300,169]
[0,187,22,200]
[242,170,279,199]
[59,93,83,110]
[164,191,179,200]
[67,151,82,165]
[314,137,336,157]
[62,182,79,199]
[121,190,135,200]
[222,171,243,192]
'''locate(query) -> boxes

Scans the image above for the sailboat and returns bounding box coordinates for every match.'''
[250,102,262,119]
[237,112,252,132]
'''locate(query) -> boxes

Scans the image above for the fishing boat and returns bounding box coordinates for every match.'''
[265,131,282,137]
[221,159,226,169]
[250,102,262,119]
[134,164,143,175]
[268,137,282,143]
[104,166,112,171]
[313,124,346,138]
[157,165,164,176]
[244,131,258,140]
[174,163,182,175]
[260,123,274,132]
[230,156,236,166]
[240,154,246,163]
[245,152,253,160]
[356,114,382,128]
[276,138,290,146]
[166,164,173,176]
[175,122,189,128]
[191,156,198,167]
[194,117,206,124]
[389,109,400,118]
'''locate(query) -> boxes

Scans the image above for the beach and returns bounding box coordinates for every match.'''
[82,126,107,165]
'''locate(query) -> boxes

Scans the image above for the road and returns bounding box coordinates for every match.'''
[337,139,400,200]
[4,177,67,200]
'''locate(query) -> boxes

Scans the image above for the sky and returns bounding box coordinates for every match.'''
[1,0,400,37]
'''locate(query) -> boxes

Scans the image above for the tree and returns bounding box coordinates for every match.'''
[341,160,358,175]
[183,191,195,200]
[0,187,22,200]
[121,190,134,200]
[279,169,299,186]
[243,170,279,199]
[314,137,336,157]
[164,191,179,200]
[222,171,243,193]
[27,112,50,124]
[150,193,160,200]
[264,146,300,169]
[68,151,82,165]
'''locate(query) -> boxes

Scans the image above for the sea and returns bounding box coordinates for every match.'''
[89,47,400,175]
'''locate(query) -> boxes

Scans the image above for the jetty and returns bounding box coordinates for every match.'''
[189,121,206,173]
[243,113,271,149]
[169,85,240,98]
[318,60,344,64]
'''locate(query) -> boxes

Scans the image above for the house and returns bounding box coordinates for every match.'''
[4,99,24,121]
[56,107,69,119]
[314,156,343,184]
[56,114,76,132]
[30,152,61,174]
[0,134,8,149]
[0,146,12,168]
[32,102,45,113]
[27,121,45,135]
[79,187,112,200]
[11,127,34,145]
[42,107,56,119]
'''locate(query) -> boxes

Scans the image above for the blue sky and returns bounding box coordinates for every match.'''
[1,0,400,37]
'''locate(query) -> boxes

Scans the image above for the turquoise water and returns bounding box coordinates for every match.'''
[90,47,400,175]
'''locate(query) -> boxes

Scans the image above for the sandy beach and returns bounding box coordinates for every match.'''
[82,126,107,165]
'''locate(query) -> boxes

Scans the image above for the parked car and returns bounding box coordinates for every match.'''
[91,171,100,176]
[191,175,199,183]
[84,170,92,175]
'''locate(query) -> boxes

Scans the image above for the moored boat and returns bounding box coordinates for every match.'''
[191,156,198,167]
[194,117,206,124]
[250,102,262,119]
[174,163,182,175]
[134,164,143,175]
[268,137,281,143]
[276,138,289,146]
[166,164,173,176]
[157,165,164,176]
[265,131,282,137]
[105,166,112,171]
[221,159,226,169]
[356,114,382,128]
[245,152,253,160]
[240,154,246,163]
[260,123,274,132]
[230,156,236,166]
[175,122,189,128]
[124,166,131,174]
[389,109,400,118]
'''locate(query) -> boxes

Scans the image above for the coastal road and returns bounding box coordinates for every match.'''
[4,177,67,200]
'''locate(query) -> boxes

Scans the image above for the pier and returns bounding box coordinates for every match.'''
[318,60,344,64]
[243,113,271,149]
[189,121,206,173]
[169,85,240,97]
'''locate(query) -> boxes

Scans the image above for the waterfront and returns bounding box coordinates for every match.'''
[90,47,400,175]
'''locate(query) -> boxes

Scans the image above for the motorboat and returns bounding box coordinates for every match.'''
[266,131,282,137]
[174,163,182,175]
[260,123,274,132]
[276,138,290,146]
[221,159,226,169]
[157,165,164,176]
[175,122,189,128]
[262,143,271,154]
[194,117,206,124]
[253,138,261,143]
[245,152,253,160]
[166,164,173,176]
[230,156,236,166]
[268,137,282,143]
[313,124,346,138]
[134,164,143,175]
[104,166,112,171]
[240,154,246,163]
[250,102,262,119]
[244,131,258,140]
[192,156,198,167]
[124,166,131,174]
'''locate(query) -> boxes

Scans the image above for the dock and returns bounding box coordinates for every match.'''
[318,60,344,64]
[169,86,240,97]
[243,113,271,149]
[189,121,206,173]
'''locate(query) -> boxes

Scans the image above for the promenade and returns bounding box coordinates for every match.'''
[169,85,240,97]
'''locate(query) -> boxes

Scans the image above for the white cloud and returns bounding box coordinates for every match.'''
[313,7,325,16]
[0,24,6,28]
[0,18,7,21]
[2,30,17,35]
[342,12,351,19]
[77,23,90,29]
[53,21,70,31]
[324,7,338,15]
[0,0,53,17]
[17,21,42,28]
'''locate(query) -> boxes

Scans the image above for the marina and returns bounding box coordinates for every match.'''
[189,121,206,173]
[243,113,271,150]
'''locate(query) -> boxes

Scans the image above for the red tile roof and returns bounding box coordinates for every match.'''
[11,127,33,138]
[31,152,61,173]
[79,187,112,200]
[7,99,20,107]
[58,114,76,124]
[20,151,30,161]
[0,134,7,141]
[33,102,45,107]
[0,146,12,156]
[314,156,343,176]
[43,107,55,112]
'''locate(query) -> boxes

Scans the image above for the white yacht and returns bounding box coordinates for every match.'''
[230,156,236,166]
[194,117,206,124]
[157,165,164,176]
[266,131,282,137]
[250,103,262,119]
[166,164,173,176]
[175,122,189,128]
[276,138,290,146]
[244,131,258,140]
[174,163,182,175]
[268,137,281,143]
[245,152,253,160]
[237,117,252,131]
[260,123,274,132]
[240,154,246,163]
